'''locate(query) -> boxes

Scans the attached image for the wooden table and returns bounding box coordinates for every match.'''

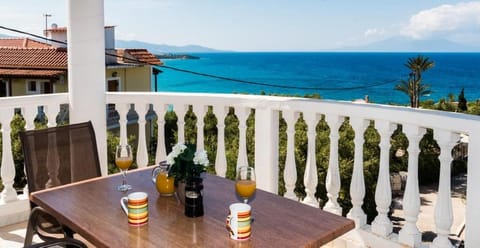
[31,167,354,248]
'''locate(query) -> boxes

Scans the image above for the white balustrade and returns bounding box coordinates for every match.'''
[282,110,299,200]
[398,125,426,247]
[193,105,207,152]
[173,104,188,144]
[154,103,168,164]
[302,111,319,207]
[21,105,38,196]
[324,114,343,214]
[44,104,60,127]
[431,130,456,248]
[347,118,369,227]
[116,103,129,147]
[235,106,250,171]
[213,106,227,177]
[371,120,395,237]
[136,103,149,168]
[0,110,17,202]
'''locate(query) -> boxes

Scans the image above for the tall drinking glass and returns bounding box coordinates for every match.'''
[235,166,256,203]
[116,144,133,192]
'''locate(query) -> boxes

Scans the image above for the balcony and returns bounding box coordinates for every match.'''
[0,92,476,247]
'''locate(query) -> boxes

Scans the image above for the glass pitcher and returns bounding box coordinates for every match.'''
[151,161,175,196]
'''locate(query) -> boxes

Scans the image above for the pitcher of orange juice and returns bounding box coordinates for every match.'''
[151,161,175,196]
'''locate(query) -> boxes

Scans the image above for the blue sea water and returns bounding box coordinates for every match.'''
[155,52,480,104]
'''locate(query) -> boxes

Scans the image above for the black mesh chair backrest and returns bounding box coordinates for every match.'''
[20,121,101,195]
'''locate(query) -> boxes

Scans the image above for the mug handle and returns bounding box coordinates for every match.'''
[228,214,238,238]
[120,197,129,215]
[226,214,234,236]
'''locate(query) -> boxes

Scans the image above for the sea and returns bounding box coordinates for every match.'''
[155,52,480,105]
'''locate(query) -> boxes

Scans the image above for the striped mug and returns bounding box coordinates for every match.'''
[226,203,252,241]
[121,192,148,226]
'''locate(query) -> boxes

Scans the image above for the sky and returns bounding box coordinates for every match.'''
[1,0,480,51]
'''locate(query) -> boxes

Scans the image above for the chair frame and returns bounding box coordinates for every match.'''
[20,121,101,247]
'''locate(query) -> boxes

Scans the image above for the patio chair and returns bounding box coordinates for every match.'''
[24,236,87,248]
[20,121,101,247]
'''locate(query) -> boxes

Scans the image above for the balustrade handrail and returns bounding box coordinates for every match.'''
[107,91,480,134]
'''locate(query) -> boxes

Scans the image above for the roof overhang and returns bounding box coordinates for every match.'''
[0,69,65,79]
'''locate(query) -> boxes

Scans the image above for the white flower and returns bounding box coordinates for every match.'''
[193,150,209,167]
[171,143,187,157]
[166,153,176,165]
[166,143,187,165]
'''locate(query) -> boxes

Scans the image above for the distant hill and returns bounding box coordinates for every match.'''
[115,40,222,54]
[340,37,480,52]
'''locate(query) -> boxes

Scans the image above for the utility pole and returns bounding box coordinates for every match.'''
[44,13,52,42]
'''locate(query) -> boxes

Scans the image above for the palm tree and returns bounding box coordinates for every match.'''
[395,55,435,108]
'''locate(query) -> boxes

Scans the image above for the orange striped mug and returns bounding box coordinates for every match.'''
[121,192,148,226]
[226,203,252,241]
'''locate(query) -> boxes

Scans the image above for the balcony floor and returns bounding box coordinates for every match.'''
[0,221,96,248]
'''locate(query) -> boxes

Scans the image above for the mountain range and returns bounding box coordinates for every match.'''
[118,37,480,53]
[337,37,480,52]
[115,40,221,54]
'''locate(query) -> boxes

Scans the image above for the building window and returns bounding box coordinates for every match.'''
[43,81,53,94]
[0,80,9,97]
[107,78,120,92]
[26,80,54,94]
[26,80,40,94]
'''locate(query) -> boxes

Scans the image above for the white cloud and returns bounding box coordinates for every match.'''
[401,2,480,39]
[364,28,385,37]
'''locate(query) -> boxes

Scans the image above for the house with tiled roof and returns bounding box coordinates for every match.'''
[0,25,162,97]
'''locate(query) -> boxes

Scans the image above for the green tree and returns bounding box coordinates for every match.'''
[395,55,434,108]
[458,88,468,112]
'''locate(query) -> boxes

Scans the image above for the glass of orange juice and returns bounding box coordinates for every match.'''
[235,166,256,203]
[115,144,133,192]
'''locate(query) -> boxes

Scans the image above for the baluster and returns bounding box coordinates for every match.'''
[324,115,343,215]
[135,103,149,168]
[22,106,38,196]
[154,104,168,164]
[45,131,61,188]
[235,106,250,170]
[347,118,369,227]
[213,106,227,177]
[0,111,17,202]
[431,130,456,248]
[174,104,188,144]
[44,104,60,127]
[116,103,129,147]
[283,110,299,200]
[193,105,207,151]
[398,125,425,247]
[372,120,395,236]
[302,112,319,207]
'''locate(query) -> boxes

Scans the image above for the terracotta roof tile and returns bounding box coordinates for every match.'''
[0,47,67,69]
[119,49,162,65]
[0,38,50,48]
